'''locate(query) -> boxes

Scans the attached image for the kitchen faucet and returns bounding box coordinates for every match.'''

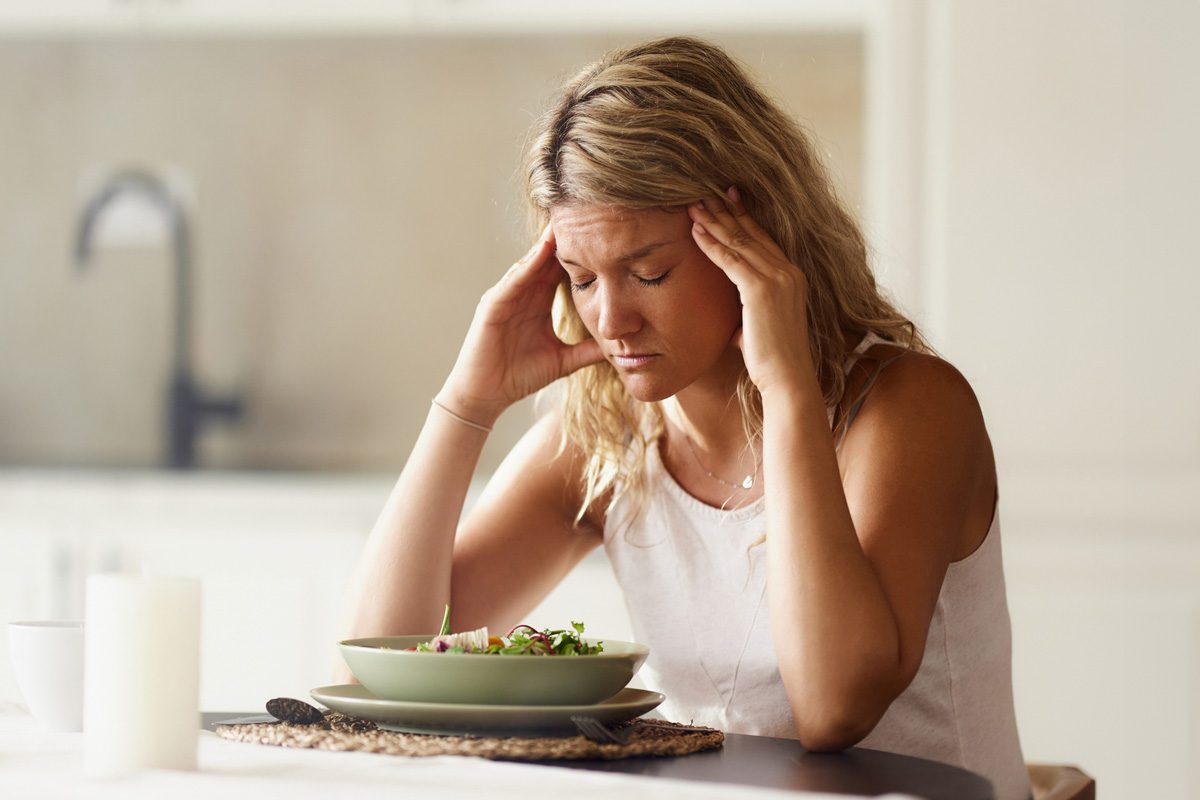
[74,169,242,469]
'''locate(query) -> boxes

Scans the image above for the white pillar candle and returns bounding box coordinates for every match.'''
[83,575,202,778]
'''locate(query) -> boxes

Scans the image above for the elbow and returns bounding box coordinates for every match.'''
[793,711,878,753]
[781,648,917,752]
[788,675,904,752]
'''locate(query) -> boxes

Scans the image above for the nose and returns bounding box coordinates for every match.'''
[593,283,643,341]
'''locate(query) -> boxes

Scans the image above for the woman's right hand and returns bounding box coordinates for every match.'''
[437,225,604,427]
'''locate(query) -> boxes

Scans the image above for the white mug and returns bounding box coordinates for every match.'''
[7,620,85,732]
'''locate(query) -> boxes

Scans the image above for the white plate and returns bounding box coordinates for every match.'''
[311,684,663,737]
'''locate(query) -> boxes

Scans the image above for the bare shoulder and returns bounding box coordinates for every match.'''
[841,346,996,561]
[848,347,986,441]
[838,347,992,499]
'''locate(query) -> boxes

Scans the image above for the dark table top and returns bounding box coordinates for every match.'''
[202,712,993,800]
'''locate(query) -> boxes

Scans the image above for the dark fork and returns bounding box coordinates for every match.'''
[570,715,630,744]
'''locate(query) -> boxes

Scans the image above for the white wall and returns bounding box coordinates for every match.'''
[900,2,1200,797]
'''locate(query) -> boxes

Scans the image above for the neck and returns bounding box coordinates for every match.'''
[666,346,755,464]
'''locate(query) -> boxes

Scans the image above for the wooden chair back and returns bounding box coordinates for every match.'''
[1027,763,1095,800]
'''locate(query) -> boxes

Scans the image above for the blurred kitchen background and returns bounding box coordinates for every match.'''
[1,1,1196,797]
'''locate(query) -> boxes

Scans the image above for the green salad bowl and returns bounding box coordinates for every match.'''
[339,635,649,706]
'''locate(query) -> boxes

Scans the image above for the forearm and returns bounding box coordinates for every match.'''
[762,379,902,742]
[339,402,489,641]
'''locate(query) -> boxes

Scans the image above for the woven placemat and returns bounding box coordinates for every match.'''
[214,711,724,761]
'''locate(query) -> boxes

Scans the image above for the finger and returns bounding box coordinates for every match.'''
[502,225,557,287]
[693,195,740,237]
[691,220,761,284]
[691,198,789,277]
[559,337,605,376]
[512,223,552,262]
[693,191,786,265]
[690,199,760,255]
[707,193,779,256]
[723,186,786,257]
[689,203,769,277]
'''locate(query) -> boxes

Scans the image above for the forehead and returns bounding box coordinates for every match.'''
[550,204,687,258]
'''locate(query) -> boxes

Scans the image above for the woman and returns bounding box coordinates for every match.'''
[341,36,1030,800]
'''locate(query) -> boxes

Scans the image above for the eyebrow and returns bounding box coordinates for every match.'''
[556,240,672,268]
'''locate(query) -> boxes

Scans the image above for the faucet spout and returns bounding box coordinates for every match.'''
[75,168,241,468]
[75,169,193,378]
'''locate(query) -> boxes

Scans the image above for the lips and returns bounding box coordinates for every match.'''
[610,353,658,368]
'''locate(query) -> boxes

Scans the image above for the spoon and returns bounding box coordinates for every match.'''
[265,697,327,725]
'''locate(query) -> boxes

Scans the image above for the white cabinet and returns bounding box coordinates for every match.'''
[0,470,631,712]
[0,471,390,711]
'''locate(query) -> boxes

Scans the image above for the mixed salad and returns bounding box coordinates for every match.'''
[405,605,604,656]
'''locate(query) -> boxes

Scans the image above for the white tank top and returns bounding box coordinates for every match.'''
[602,334,1031,800]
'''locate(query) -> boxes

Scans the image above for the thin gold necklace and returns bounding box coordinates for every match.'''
[683,434,758,490]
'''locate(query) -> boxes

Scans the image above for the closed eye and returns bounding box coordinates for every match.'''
[567,269,672,293]
[636,271,671,287]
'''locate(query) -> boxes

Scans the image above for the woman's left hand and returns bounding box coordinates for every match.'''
[688,187,815,397]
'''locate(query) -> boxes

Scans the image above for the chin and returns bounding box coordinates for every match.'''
[618,374,680,404]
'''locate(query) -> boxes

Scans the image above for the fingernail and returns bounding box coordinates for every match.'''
[727,185,740,203]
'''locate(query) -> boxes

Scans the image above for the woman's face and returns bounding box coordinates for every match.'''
[550,203,743,402]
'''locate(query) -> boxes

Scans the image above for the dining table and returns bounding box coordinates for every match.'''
[0,702,993,799]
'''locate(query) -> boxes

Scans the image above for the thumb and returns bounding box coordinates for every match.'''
[560,338,605,376]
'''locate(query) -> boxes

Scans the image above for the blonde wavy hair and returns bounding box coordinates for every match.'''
[523,36,931,524]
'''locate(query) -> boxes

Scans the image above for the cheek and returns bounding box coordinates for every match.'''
[571,296,601,337]
[721,288,743,327]
[691,274,742,332]
[686,254,740,308]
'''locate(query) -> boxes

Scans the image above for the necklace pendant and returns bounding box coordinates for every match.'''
[741,475,754,490]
